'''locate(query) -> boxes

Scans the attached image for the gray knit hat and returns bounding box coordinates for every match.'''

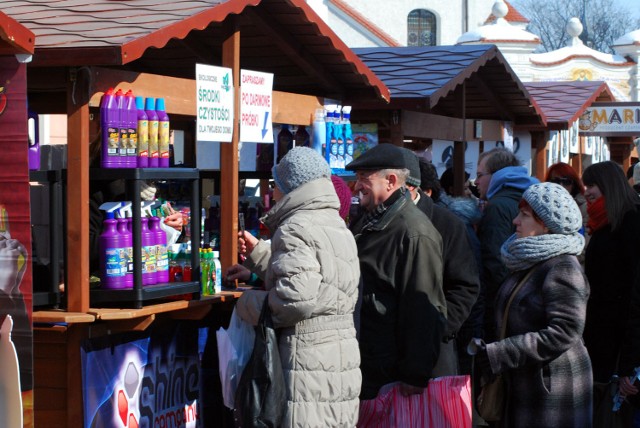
[399,148,421,187]
[523,182,582,234]
[272,146,331,194]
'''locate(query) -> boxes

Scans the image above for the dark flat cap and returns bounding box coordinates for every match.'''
[345,143,406,171]
[399,148,421,187]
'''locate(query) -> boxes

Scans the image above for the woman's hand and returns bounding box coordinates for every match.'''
[238,231,259,256]
[619,376,639,396]
[163,212,183,231]
[225,264,252,282]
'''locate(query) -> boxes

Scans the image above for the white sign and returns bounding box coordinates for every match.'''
[569,121,580,154]
[579,103,640,135]
[240,69,274,143]
[196,64,234,143]
[431,140,479,179]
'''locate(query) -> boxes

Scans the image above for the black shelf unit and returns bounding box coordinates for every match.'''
[30,169,64,308]
[89,168,201,308]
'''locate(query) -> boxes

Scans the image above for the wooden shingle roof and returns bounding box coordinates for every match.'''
[524,81,614,128]
[355,44,546,126]
[4,0,389,103]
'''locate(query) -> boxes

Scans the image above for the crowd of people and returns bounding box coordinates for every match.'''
[225,144,640,427]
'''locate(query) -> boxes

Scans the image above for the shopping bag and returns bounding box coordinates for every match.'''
[358,375,472,428]
[233,299,286,428]
[476,374,505,422]
[216,307,255,409]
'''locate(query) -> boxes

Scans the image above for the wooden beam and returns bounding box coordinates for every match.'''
[66,67,90,313]
[220,19,241,274]
[86,67,319,125]
[469,74,515,122]
[531,130,548,180]
[245,8,342,96]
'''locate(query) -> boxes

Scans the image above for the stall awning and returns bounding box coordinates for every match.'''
[354,44,546,126]
[4,0,389,103]
[0,10,34,55]
[524,81,615,129]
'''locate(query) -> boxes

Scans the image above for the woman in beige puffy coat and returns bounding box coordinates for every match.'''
[235,147,361,428]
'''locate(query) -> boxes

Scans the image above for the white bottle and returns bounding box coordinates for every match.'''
[212,251,222,294]
[0,316,23,428]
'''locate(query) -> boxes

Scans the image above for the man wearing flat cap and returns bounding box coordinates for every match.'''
[346,143,447,400]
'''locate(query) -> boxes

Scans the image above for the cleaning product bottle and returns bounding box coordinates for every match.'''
[124,90,138,168]
[100,88,121,168]
[115,89,128,162]
[333,106,344,169]
[277,124,293,163]
[117,217,133,288]
[156,98,170,168]
[140,217,157,285]
[342,106,354,165]
[0,316,23,428]
[312,108,326,158]
[145,97,159,168]
[28,109,40,170]
[136,96,149,168]
[294,124,310,148]
[324,105,336,167]
[200,248,211,295]
[99,211,126,289]
[149,216,168,283]
[212,250,222,294]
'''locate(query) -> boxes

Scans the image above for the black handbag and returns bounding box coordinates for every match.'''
[233,298,286,428]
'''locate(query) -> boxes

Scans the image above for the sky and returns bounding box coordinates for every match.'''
[615,0,640,20]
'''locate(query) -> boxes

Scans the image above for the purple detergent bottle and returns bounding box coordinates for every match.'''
[156,98,170,168]
[117,218,133,288]
[149,217,169,283]
[115,89,128,164]
[99,212,126,289]
[136,96,149,168]
[28,109,40,170]
[140,217,157,285]
[145,98,159,168]
[124,90,138,168]
[100,88,121,168]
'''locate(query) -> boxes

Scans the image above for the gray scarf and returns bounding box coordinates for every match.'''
[500,232,585,271]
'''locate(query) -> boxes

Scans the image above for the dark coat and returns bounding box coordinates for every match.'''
[584,207,640,381]
[351,189,446,399]
[477,186,523,341]
[486,256,592,428]
[415,191,480,376]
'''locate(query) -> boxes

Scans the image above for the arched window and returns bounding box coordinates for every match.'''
[407,9,436,46]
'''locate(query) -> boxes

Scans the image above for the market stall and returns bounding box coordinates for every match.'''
[5,0,388,425]
[0,10,35,427]
[523,81,635,176]
[351,44,547,191]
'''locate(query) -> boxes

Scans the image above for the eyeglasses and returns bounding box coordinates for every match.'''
[550,177,573,186]
[476,171,492,179]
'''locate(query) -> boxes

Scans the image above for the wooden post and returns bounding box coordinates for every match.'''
[66,67,90,313]
[389,110,403,146]
[531,130,548,180]
[220,19,240,272]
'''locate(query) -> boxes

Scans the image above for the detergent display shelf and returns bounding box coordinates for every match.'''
[89,167,201,308]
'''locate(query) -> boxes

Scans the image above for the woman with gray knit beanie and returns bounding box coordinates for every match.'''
[234,147,361,427]
[469,182,592,427]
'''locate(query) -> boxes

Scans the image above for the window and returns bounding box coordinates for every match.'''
[407,9,436,46]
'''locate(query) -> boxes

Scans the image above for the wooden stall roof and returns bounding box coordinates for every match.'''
[0,10,34,55]
[4,0,389,103]
[523,81,615,129]
[353,44,547,126]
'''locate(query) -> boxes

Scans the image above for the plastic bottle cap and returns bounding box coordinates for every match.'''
[106,211,115,219]
[135,96,145,110]
[145,97,156,110]
[156,98,166,111]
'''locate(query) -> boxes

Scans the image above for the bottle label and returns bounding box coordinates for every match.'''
[124,247,134,274]
[159,122,170,159]
[105,247,126,277]
[156,245,168,272]
[142,245,157,273]
[107,127,119,155]
[149,120,159,159]
[138,119,149,157]
[127,127,138,156]
[119,127,128,156]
